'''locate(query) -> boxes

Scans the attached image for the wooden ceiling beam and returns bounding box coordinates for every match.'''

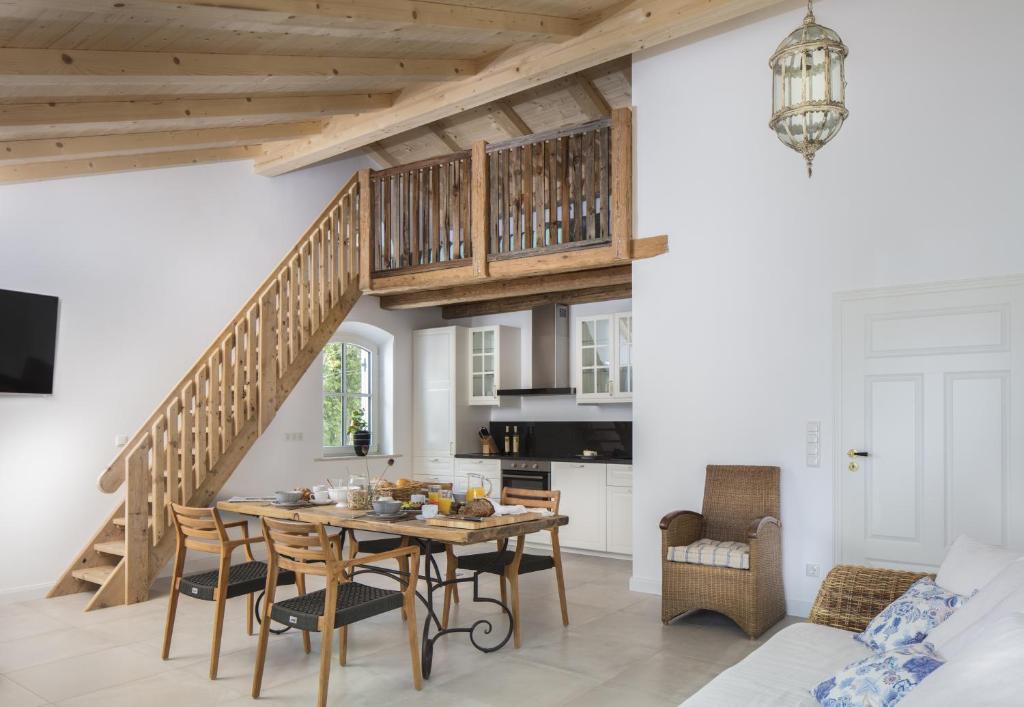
[0,145,258,185]
[441,282,632,319]
[427,123,463,152]
[0,48,476,85]
[255,0,789,176]
[0,122,321,165]
[381,264,631,309]
[566,75,611,120]
[486,100,531,138]
[20,0,583,41]
[0,93,393,129]
[365,142,400,168]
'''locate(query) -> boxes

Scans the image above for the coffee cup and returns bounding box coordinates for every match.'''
[421,503,439,519]
[312,490,330,502]
[274,490,303,504]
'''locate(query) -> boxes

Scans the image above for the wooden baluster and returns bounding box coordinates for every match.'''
[575,133,585,242]
[246,305,259,422]
[207,349,221,471]
[451,161,461,261]
[166,398,181,512]
[599,126,610,240]
[522,145,533,250]
[221,334,234,449]
[308,233,319,333]
[428,165,438,263]
[611,107,633,258]
[150,417,166,544]
[559,137,570,244]
[276,271,288,372]
[506,147,515,253]
[358,169,371,291]
[299,242,310,349]
[318,221,327,320]
[549,139,558,246]
[534,141,544,249]
[471,142,489,277]
[194,366,209,487]
[488,152,497,255]
[234,322,245,433]
[125,437,151,605]
[440,162,450,261]
[585,129,596,241]
[409,170,419,266]
[325,212,336,307]
[179,383,195,502]
[286,257,299,360]
[339,197,349,288]
[258,284,279,434]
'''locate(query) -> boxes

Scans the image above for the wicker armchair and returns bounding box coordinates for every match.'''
[809,564,932,632]
[660,465,785,638]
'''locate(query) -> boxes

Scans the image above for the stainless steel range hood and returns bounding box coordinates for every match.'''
[497,303,576,396]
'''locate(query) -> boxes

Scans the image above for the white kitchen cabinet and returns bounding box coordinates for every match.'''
[413,327,488,473]
[551,462,607,552]
[576,312,632,403]
[467,326,520,405]
[606,485,633,554]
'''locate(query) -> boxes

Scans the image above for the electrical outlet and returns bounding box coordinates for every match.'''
[114,433,129,447]
[806,563,820,578]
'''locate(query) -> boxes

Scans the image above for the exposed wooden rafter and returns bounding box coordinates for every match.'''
[256,0,789,176]
[566,75,612,119]
[486,100,531,138]
[0,48,476,84]
[21,0,584,41]
[0,93,394,130]
[381,264,632,310]
[442,282,633,319]
[365,142,400,168]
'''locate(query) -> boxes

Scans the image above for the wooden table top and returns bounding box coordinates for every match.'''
[217,500,568,545]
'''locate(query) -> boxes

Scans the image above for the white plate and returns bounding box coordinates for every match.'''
[309,499,334,506]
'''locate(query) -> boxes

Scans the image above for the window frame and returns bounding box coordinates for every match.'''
[321,335,379,457]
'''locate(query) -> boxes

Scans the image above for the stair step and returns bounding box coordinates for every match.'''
[94,541,126,557]
[112,517,152,528]
[71,565,117,586]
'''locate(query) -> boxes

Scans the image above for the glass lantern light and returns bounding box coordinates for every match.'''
[769,0,849,177]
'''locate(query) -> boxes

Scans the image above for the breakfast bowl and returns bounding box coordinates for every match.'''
[372,498,403,515]
[274,490,304,504]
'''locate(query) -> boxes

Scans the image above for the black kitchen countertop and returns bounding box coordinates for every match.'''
[455,452,633,465]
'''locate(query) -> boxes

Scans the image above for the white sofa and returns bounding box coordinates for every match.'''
[682,538,1024,707]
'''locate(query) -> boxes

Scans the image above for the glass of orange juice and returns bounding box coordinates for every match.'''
[427,485,441,503]
[437,489,453,515]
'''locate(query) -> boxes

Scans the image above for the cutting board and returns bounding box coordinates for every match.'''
[424,512,544,529]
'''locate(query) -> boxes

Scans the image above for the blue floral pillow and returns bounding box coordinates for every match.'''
[855,577,967,653]
[812,644,944,707]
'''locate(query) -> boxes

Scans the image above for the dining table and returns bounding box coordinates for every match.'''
[217,499,568,678]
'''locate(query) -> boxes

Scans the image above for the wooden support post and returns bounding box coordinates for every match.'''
[611,107,633,260]
[358,169,372,292]
[125,439,150,605]
[258,285,279,434]
[471,140,489,278]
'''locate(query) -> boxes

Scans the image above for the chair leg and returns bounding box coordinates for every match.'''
[161,548,186,660]
[405,594,422,690]
[338,625,348,666]
[245,593,254,636]
[507,569,522,649]
[499,574,508,605]
[398,555,410,622]
[316,583,338,707]
[552,540,569,627]
[251,583,275,698]
[295,572,311,654]
[209,555,231,679]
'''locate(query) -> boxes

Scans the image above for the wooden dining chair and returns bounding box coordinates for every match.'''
[162,503,298,679]
[442,487,566,648]
[253,517,421,707]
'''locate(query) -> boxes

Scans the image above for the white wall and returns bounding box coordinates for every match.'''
[0,157,440,596]
[448,298,633,422]
[631,0,1024,614]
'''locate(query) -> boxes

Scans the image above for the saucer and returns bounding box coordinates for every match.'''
[270,500,311,509]
[308,499,334,506]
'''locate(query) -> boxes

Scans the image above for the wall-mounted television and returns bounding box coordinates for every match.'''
[0,288,59,394]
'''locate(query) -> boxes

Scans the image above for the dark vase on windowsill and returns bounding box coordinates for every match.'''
[352,430,371,457]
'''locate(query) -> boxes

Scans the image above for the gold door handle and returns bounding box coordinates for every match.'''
[847,449,870,458]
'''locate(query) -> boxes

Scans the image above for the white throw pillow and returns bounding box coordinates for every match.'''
[901,612,1024,707]
[935,535,1020,596]
[928,556,1024,660]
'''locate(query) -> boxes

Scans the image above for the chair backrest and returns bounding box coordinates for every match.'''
[169,503,228,554]
[261,516,338,578]
[701,465,780,543]
[501,487,561,514]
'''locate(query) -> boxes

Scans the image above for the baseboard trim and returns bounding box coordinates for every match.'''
[629,575,660,595]
[0,581,51,604]
[787,599,812,618]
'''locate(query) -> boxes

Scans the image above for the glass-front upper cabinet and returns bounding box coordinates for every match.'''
[467,325,520,405]
[576,312,632,403]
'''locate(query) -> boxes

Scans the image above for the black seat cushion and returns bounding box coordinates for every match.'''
[179,560,295,601]
[270,582,404,631]
[456,551,555,575]
[355,536,447,555]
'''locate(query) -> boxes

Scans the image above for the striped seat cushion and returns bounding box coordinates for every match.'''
[666,538,750,570]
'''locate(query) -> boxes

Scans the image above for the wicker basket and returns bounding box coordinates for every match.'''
[374,482,426,502]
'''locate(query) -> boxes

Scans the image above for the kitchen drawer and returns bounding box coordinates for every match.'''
[454,458,501,477]
[413,456,454,478]
[606,464,633,488]
[414,473,452,487]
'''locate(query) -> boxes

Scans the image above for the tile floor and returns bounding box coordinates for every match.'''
[0,552,798,706]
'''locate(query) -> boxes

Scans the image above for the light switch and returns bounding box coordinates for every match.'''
[805,421,821,468]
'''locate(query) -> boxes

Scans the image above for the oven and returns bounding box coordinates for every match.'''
[500,459,551,492]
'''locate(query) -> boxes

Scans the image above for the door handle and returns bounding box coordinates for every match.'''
[847,449,869,458]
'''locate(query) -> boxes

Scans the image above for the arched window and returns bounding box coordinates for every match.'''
[322,339,377,455]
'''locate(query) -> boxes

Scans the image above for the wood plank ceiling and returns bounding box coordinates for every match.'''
[0,0,787,184]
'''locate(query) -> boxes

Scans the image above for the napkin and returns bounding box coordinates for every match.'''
[488,501,553,517]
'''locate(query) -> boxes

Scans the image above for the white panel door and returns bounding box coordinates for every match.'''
[839,280,1024,571]
[551,462,607,551]
[413,329,453,457]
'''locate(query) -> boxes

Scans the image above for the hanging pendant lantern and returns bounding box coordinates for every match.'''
[769,0,848,177]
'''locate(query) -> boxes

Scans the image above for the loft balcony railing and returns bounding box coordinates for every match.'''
[368,112,629,277]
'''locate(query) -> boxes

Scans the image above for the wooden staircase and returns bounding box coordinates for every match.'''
[49,171,368,610]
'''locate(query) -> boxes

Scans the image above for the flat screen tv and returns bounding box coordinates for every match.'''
[0,288,59,394]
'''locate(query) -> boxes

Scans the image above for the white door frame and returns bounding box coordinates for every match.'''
[831,273,1024,567]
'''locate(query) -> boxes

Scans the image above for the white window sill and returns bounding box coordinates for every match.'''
[314,454,402,462]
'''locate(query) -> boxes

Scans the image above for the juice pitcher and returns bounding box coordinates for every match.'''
[465,472,492,502]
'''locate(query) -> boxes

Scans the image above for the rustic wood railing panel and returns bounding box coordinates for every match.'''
[486,118,612,258]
